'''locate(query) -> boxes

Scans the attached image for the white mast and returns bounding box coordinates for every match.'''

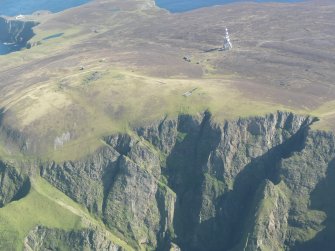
[223,27,233,51]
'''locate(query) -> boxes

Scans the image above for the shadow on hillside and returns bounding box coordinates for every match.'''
[291,158,335,251]
[168,115,311,251]
[11,178,31,203]
[164,112,222,250]
[196,120,309,251]
[0,107,4,126]
[0,161,31,208]
[227,121,310,245]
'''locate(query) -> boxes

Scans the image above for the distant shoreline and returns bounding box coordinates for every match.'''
[155,0,305,13]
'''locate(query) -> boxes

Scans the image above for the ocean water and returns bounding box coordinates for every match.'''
[155,0,304,13]
[0,0,90,16]
[0,44,11,55]
[0,43,23,55]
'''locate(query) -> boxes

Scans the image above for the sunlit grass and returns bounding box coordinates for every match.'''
[0,176,134,250]
[0,178,82,250]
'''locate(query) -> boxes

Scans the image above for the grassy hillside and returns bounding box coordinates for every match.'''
[0,178,82,250]
[0,66,294,161]
[0,0,334,162]
[0,177,133,251]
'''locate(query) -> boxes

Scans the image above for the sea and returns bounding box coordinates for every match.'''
[155,0,304,13]
[0,0,90,16]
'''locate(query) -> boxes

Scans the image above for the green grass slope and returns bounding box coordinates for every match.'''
[0,178,81,250]
[0,177,133,251]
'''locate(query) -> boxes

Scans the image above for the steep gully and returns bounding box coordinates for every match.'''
[2,111,335,250]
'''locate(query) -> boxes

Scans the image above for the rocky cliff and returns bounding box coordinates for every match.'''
[24,226,123,251]
[0,17,37,48]
[30,111,335,250]
[0,161,29,208]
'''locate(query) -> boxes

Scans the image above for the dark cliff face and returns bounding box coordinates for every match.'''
[0,161,30,208]
[0,17,37,49]
[37,111,335,250]
[24,226,124,251]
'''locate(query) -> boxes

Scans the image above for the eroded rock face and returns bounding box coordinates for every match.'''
[238,180,290,251]
[40,111,335,250]
[0,17,37,48]
[0,161,28,207]
[24,226,123,251]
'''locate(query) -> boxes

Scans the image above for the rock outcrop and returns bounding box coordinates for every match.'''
[39,111,335,250]
[24,226,123,251]
[0,161,29,207]
[0,17,37,50]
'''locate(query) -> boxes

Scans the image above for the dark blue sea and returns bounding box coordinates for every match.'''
[0,0,90,16]
[155,0,304,13]
[0,44,11,55]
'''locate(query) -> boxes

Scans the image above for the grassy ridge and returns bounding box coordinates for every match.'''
[1,63,333,162]
[1,66,294,162]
